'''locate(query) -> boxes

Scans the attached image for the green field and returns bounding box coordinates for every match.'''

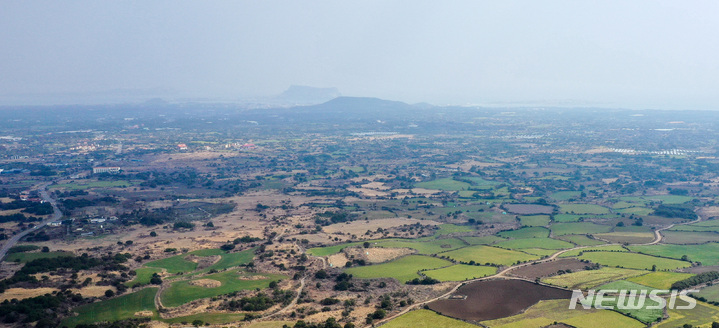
[161,270,286,307]
[551,191,582,201]
[551,222,612,236]
[695,284,719,303]
[578,251,691,271]
[553,214,584,222]
[433,223,475,235]
[145,253,198,274]
[461,235,505,245]
[4,251,74,262]
[441,245,539,266]
[204,248,255,272]
[307,241,366,256]
[519,215,551,227]
[345,255,451,283]
[542,267,647,289]
[596,280,657,293]
[558,234,606,246]
[161,312,245,324]
[593,231,655,244]
[415,178,471,191]
[645,195,693,204]
[559,245,627,258]
[498,226,550,239]
[383,309,478,328]
[126,267,163,287]
[616,207,653,216]
[560,204,610,215]
[423,264,496,281]
[62,287,158,327]
[520,248,559,256]
[662,231,719,244]
[628,271,694,289]
[493,237,574,250]
[51,180,133,190]
[584,293,663,323]
[481,299,644,328]
[374,238,467,255]
[657,301,719,328]
[629,243,719,265]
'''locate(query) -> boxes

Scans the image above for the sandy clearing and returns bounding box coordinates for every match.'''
[0,287,59,302]
[189,279,222,288]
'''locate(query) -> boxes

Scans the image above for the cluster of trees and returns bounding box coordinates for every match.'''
[0,290,83,327]
[0,213,40,223]
[671,271,719,290]
[0,200,53,216]
[406,277,440,285]
[60,196,117,211]
[653,204,698,221]
[314,211,354,226]
[283,317,353,328]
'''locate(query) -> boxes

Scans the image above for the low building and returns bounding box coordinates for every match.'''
[92,167,121,174]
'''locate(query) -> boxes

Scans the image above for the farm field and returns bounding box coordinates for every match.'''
[374,238,467,254]
[429,279,572,321]
[440,245,539,266]
[553,214,583,222]
[498,226,550,239]
[520,248,559,256]
[557,234,606,246]
[461,235,505,245]
[145,253,198,274]
[627,271,694,289]
[503,204,554,215]
[657,301,719,328]
[432,224,475,235]
[629,243,719,266]
[508,258,590,279]
[344,255,451,283]
[558,245,627,258]
[493,237,574,250]
[481,299,644,328]
[542,267,647,289]
[161,270,286,307]
[616,207,653,216]
[381,309,478,328]
[62,287,158,327]
[518,215,551,227]
[551,222,612,236]
[203,248,255,272]
[578,251,691,271]
[662,231,719,244]
[559,204,610,215]
[306,241,366,256]
[415,178,470,191]
[596,279,657,292]
[423,264,496,281]
[161,312,245,324]
[550,191,582,201]
[51,180,134,190]
[593,231,655,244]
[695,284,719,303]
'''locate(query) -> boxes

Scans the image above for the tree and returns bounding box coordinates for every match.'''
[150,273,162,285]
[192,319,204,327]
[41,246,49,253]
[105,289,115,297]
[150,231,157,237]
[363,242,370,248]
[651,264,657,271]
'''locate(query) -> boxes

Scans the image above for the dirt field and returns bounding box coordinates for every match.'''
[0,287,59,302]
[428,279,572,321]
[189,279,222,288]
[322,218,441,235]
[507,259,590,280]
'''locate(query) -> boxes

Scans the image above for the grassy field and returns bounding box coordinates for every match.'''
[204,248,255,272]
[383,309,478,328]
[481,299,644,328]
[550,191,582,201]
[493,237,574,250]
[596,280,657,293]
[593,231,656,244]
[589,295,663,323]
[577,251,691,271]
[662,231,719,244]
[52,180,133,190]
[498,226,550,239]
[520,248,559,256]
[423,264,496,281]
[560,204,610,215]
[4,251,74,262]
[558,234,606,246]
[551,222,612,236]
[461,235,505,245]
[695,284,719,303]
[627,271,694,289]
[615,207,653,216]
[161,270,286,307]
[553,214,584,222]
[628,243,719,265]
[415,178,471,191]
[441,245,539,266]
[307,241,366,256]
[374,238,467,255]
[345,255,451,283]
[558,245,627,258]
[62,287,158,327]
[433,223,475,235]
[145,253,198,274]
[645,195,693,204]
[126,267,163,287]
[542,267,647,289]
[518,215,551,227]
[161,312,245,324]
[657,301,719,328]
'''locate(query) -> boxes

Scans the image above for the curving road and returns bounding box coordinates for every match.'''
[0,182,62,261]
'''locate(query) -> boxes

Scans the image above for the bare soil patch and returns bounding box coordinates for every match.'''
[428,279,572,321]
[134,311,154,317]
[322,218,440,235]
[507,259,590,280]
[0,287,59,302]
[189,279,222,288]
[343,247,413,264]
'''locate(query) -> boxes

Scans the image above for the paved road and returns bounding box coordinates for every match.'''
[0,182,62,261]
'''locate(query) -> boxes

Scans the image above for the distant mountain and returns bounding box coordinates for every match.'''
[300,96,418,113]
[270,85,341,106]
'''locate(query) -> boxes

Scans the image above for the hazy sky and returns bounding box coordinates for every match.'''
[1,1,718,109]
